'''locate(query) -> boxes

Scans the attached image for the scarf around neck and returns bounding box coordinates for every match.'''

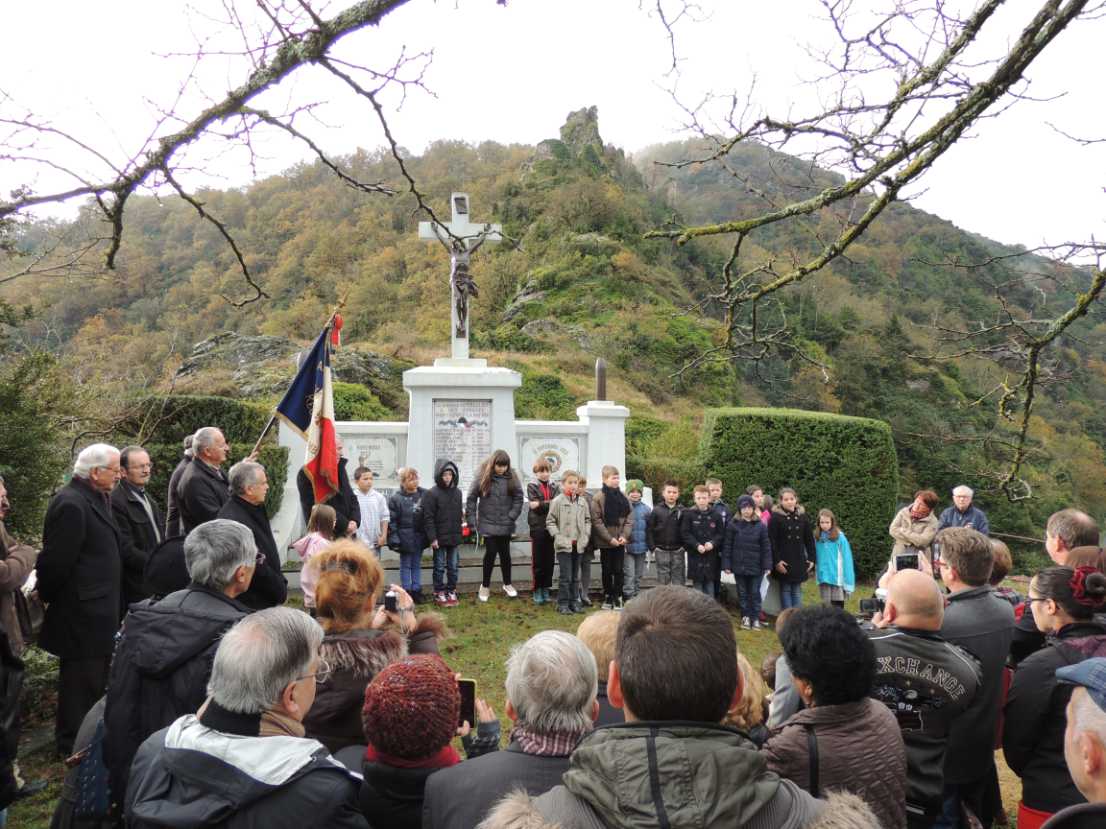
[601,485,630,527]
[910,503,932,521]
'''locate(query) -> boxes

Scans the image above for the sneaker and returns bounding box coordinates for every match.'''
[571,603,584,614]
[558,605,573,615]
[478,585,490,602]
[753,620,763,630]
[503,584,518,598]
[446,591,459,607]
[434,591,448,607]
[579,594,593,608]
[533,590,545,605]
[601,601,613,611]
[741,617,752,630]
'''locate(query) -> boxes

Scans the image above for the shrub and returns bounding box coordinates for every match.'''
[626,454,705,503]
[515,372,576,420]
[142,442,289,519]
[333,381,391,421]
[114,394,272,447]
[698,407,899,578]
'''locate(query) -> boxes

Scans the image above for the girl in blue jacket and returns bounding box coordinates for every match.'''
[815,508,855,608]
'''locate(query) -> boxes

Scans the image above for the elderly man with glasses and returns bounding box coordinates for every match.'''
[126,606,368,829]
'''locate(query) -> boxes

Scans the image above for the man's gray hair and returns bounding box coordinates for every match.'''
[184,519,257,591]
[1070,686,1106,741]
[208,608,323,714]
[1047,508,1101,549]
[228,461,265,496]
[952,485,973,497]
[192,427,223,456]
[505,630,597,735]
[73,444,120,479]
[182,433,194,458]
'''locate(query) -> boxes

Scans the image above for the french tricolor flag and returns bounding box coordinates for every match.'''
[276,315,343,504]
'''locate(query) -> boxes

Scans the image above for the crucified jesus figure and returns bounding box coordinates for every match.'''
[451,257,479,339]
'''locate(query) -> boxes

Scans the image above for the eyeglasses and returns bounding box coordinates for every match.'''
[1026,596,1049,605]
[297,658,332,684]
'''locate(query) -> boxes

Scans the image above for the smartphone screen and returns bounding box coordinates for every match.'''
[457,678,477,728]
[894,553,920,571]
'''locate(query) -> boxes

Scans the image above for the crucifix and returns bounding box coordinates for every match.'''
[418,192,502,360]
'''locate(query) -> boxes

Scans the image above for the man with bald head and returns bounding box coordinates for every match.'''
[866,569,983,829]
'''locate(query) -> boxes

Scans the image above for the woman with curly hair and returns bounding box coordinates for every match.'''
[1004,566,1106,829]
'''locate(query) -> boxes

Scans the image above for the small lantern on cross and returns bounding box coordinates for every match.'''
[418,193,502,360]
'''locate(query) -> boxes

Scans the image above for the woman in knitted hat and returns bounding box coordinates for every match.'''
[302,541,448,753]
[359,655,500,828]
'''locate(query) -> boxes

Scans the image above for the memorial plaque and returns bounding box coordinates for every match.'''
[432,399,492,490]
[519,436,581,481]
[346,436,400,489]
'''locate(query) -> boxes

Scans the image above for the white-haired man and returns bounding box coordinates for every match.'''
[36,443,122,755]
[424,629,599,829]
[104,519,257,810]
[1041,658,1106,827]
[176,426,231,534]
[217,460,287,609]
[937,485,990,536]
[126,607,368,828]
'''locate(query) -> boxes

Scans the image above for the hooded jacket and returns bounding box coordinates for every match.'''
[768,505,815,584]
[422,461,464,547]
[1004,622,1106,813]
[477,722,879,829]
[814,530,855,593]
[627,501,651,554]
[104,584,251,806]
[126,714,367,829]
[467,474,523,538]
[763,698,908,829]
[722,516,772,576]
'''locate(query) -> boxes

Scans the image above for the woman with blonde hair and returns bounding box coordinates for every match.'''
[723,651,770,747]
[303,540,447,753]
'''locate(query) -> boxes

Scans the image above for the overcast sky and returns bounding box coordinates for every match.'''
[3,0,1103,250]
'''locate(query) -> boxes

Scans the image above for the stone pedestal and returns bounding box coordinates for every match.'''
[403,357,523,492]
[575,400,631,484]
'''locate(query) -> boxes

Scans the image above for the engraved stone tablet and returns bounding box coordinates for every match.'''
[432,399,493,491]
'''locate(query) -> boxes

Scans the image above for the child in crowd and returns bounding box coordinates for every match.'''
[577,477,595,606]
[466,449,523,603]
[722,494,772,629]
[707,478,730,600]
[768,487,815,610]
[647,480,685,587]
[623,479,651,601]
[814,508,855,609]
[293,503,337,614]
[421,460,463,608]
[388,467,428,603]
[681,484,723,597]
[591,465,633,610]
[526,459,560,605]
[546,470,590,615]
[353,467,389,552]
[746,484,771,526]
[989,539,1021,606]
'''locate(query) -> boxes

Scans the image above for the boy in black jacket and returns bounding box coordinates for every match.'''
[681,485,723,597]
[422,459,463,607]
[647,480,685,586]
[526,459,560,605]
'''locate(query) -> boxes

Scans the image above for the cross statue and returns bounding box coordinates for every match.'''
[418,193,502,360]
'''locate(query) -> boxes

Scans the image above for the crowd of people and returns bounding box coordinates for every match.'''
[1,430,1106,829]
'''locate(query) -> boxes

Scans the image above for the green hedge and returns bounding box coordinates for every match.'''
[333,382,391,421]
[698,407,899,578]
[143,443,289,519]
[625,454,705,503]
[115,395,272,447]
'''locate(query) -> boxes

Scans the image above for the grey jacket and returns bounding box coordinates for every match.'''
[939,584,1014,784]
[467,474,523,537]
[478,723,879,829]
[546,493,592,553]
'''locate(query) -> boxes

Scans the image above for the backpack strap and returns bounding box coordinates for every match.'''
[804,724,820,799]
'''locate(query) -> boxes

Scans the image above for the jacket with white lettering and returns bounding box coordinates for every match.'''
[865,626,982,822]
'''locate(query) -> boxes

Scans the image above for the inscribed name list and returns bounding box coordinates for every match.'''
[432,399,492,491]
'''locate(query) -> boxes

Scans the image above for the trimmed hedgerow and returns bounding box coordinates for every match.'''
[114,395,272,447]
[142,442,288,519]
[698,407,899,578]
[625,454,705,504]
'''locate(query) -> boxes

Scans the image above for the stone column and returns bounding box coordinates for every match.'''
[576,400,631,485]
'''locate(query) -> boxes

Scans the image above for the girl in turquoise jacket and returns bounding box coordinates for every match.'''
[815,508,855,608]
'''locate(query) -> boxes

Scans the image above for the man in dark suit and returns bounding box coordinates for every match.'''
[296,436,359,537]
[164,434,193,537]
[217,460,287,610]
[112,445,165,608]
[176,427,230,534]
[36,443,123,755]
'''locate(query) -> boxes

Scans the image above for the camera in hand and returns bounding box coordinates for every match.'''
[457,678,477,727]
[384,591,398,613]
[858,594,886,615]
[894,552,920,571]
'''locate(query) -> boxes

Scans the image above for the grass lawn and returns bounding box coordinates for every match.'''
[8,581,1023,827]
